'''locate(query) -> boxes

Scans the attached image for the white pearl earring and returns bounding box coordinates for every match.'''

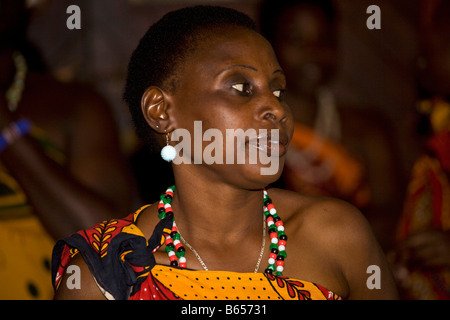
[161,132,176,162]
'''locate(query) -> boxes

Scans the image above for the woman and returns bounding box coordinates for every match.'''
[52,6,397,300]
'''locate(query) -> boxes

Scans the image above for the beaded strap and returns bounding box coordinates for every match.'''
[263,190,287,275]
[157,186,287,275]
[157,186,187,268]
[0,119,32,153]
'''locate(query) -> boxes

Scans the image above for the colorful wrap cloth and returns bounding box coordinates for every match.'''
[51,206,342,300]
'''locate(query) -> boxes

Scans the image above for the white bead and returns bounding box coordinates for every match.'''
[168,250,175,257]
[269,208,277,215]
[161,145,177,162]
[267,220,274,227]
[278,245,286,251]
[276,266,284,272]
[165,203,171,209]
[179,257,186,263]
[268,258,275,265]
[173,239,180,246]
[277,226,284,231]
[271,238,278,244]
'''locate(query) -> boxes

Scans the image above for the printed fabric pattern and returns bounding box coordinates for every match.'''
[51,206,341,300]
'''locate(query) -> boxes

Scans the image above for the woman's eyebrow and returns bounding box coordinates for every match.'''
[215,64,258,77]
[215,64,285,77]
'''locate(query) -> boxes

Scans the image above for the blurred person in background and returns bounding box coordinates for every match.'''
[393,0,450,300]
[258,0,403,250]
[0,0,135,299]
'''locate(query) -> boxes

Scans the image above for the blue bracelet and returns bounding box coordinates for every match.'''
[0,118,32,153]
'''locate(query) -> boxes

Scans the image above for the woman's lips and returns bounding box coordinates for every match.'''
[247,133,288,157]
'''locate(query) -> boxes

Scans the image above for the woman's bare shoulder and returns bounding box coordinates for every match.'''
[270,187,378,255]
[269,188,398,299]
[268,187,366,227]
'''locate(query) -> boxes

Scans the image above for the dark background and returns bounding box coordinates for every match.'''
[27,0,422,182]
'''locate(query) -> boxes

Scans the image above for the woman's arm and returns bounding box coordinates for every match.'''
[53,253,106,300]
[324,200,399,299]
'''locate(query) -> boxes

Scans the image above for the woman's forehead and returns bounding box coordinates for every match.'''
[186,27,280,73]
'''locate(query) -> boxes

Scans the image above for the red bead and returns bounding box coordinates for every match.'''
[158,202,165,209]
[165,237,173,245]
[269,253,277,259]
[278,240,287,246]
[276,260,284,266]
[269,232,277,239]
[267,204,275,211]
[166,191,174,198]
[179,263,187,268]
[175,242,183,250]
[169,254,177,262]
[275,220,283,227]
[266,216,274,223]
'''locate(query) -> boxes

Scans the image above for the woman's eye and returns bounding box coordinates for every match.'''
[232,83,252,95]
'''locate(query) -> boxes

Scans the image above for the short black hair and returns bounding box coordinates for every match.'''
[123,5,257,143]
[259,0,336,45]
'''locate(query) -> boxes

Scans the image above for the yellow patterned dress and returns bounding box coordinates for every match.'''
[0,127,63,299]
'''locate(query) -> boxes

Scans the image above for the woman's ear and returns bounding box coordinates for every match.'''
[141,86,172,133]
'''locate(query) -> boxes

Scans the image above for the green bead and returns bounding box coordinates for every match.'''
[165,246,172,253]
[277,230,286,237]
[267,264,275,271]
[275,271,283,276]
[278,250,287,258]
[172,233,181,240]
[176,250,185,258]
[158,212,166,219]
[269,243,278,251]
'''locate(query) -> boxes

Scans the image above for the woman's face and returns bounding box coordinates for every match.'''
[168,26,294,188]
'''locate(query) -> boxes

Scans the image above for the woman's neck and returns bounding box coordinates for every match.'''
[169,171,265,246]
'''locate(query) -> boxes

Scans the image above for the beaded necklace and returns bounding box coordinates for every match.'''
[6,52,27,113]
[157,186,287,276]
